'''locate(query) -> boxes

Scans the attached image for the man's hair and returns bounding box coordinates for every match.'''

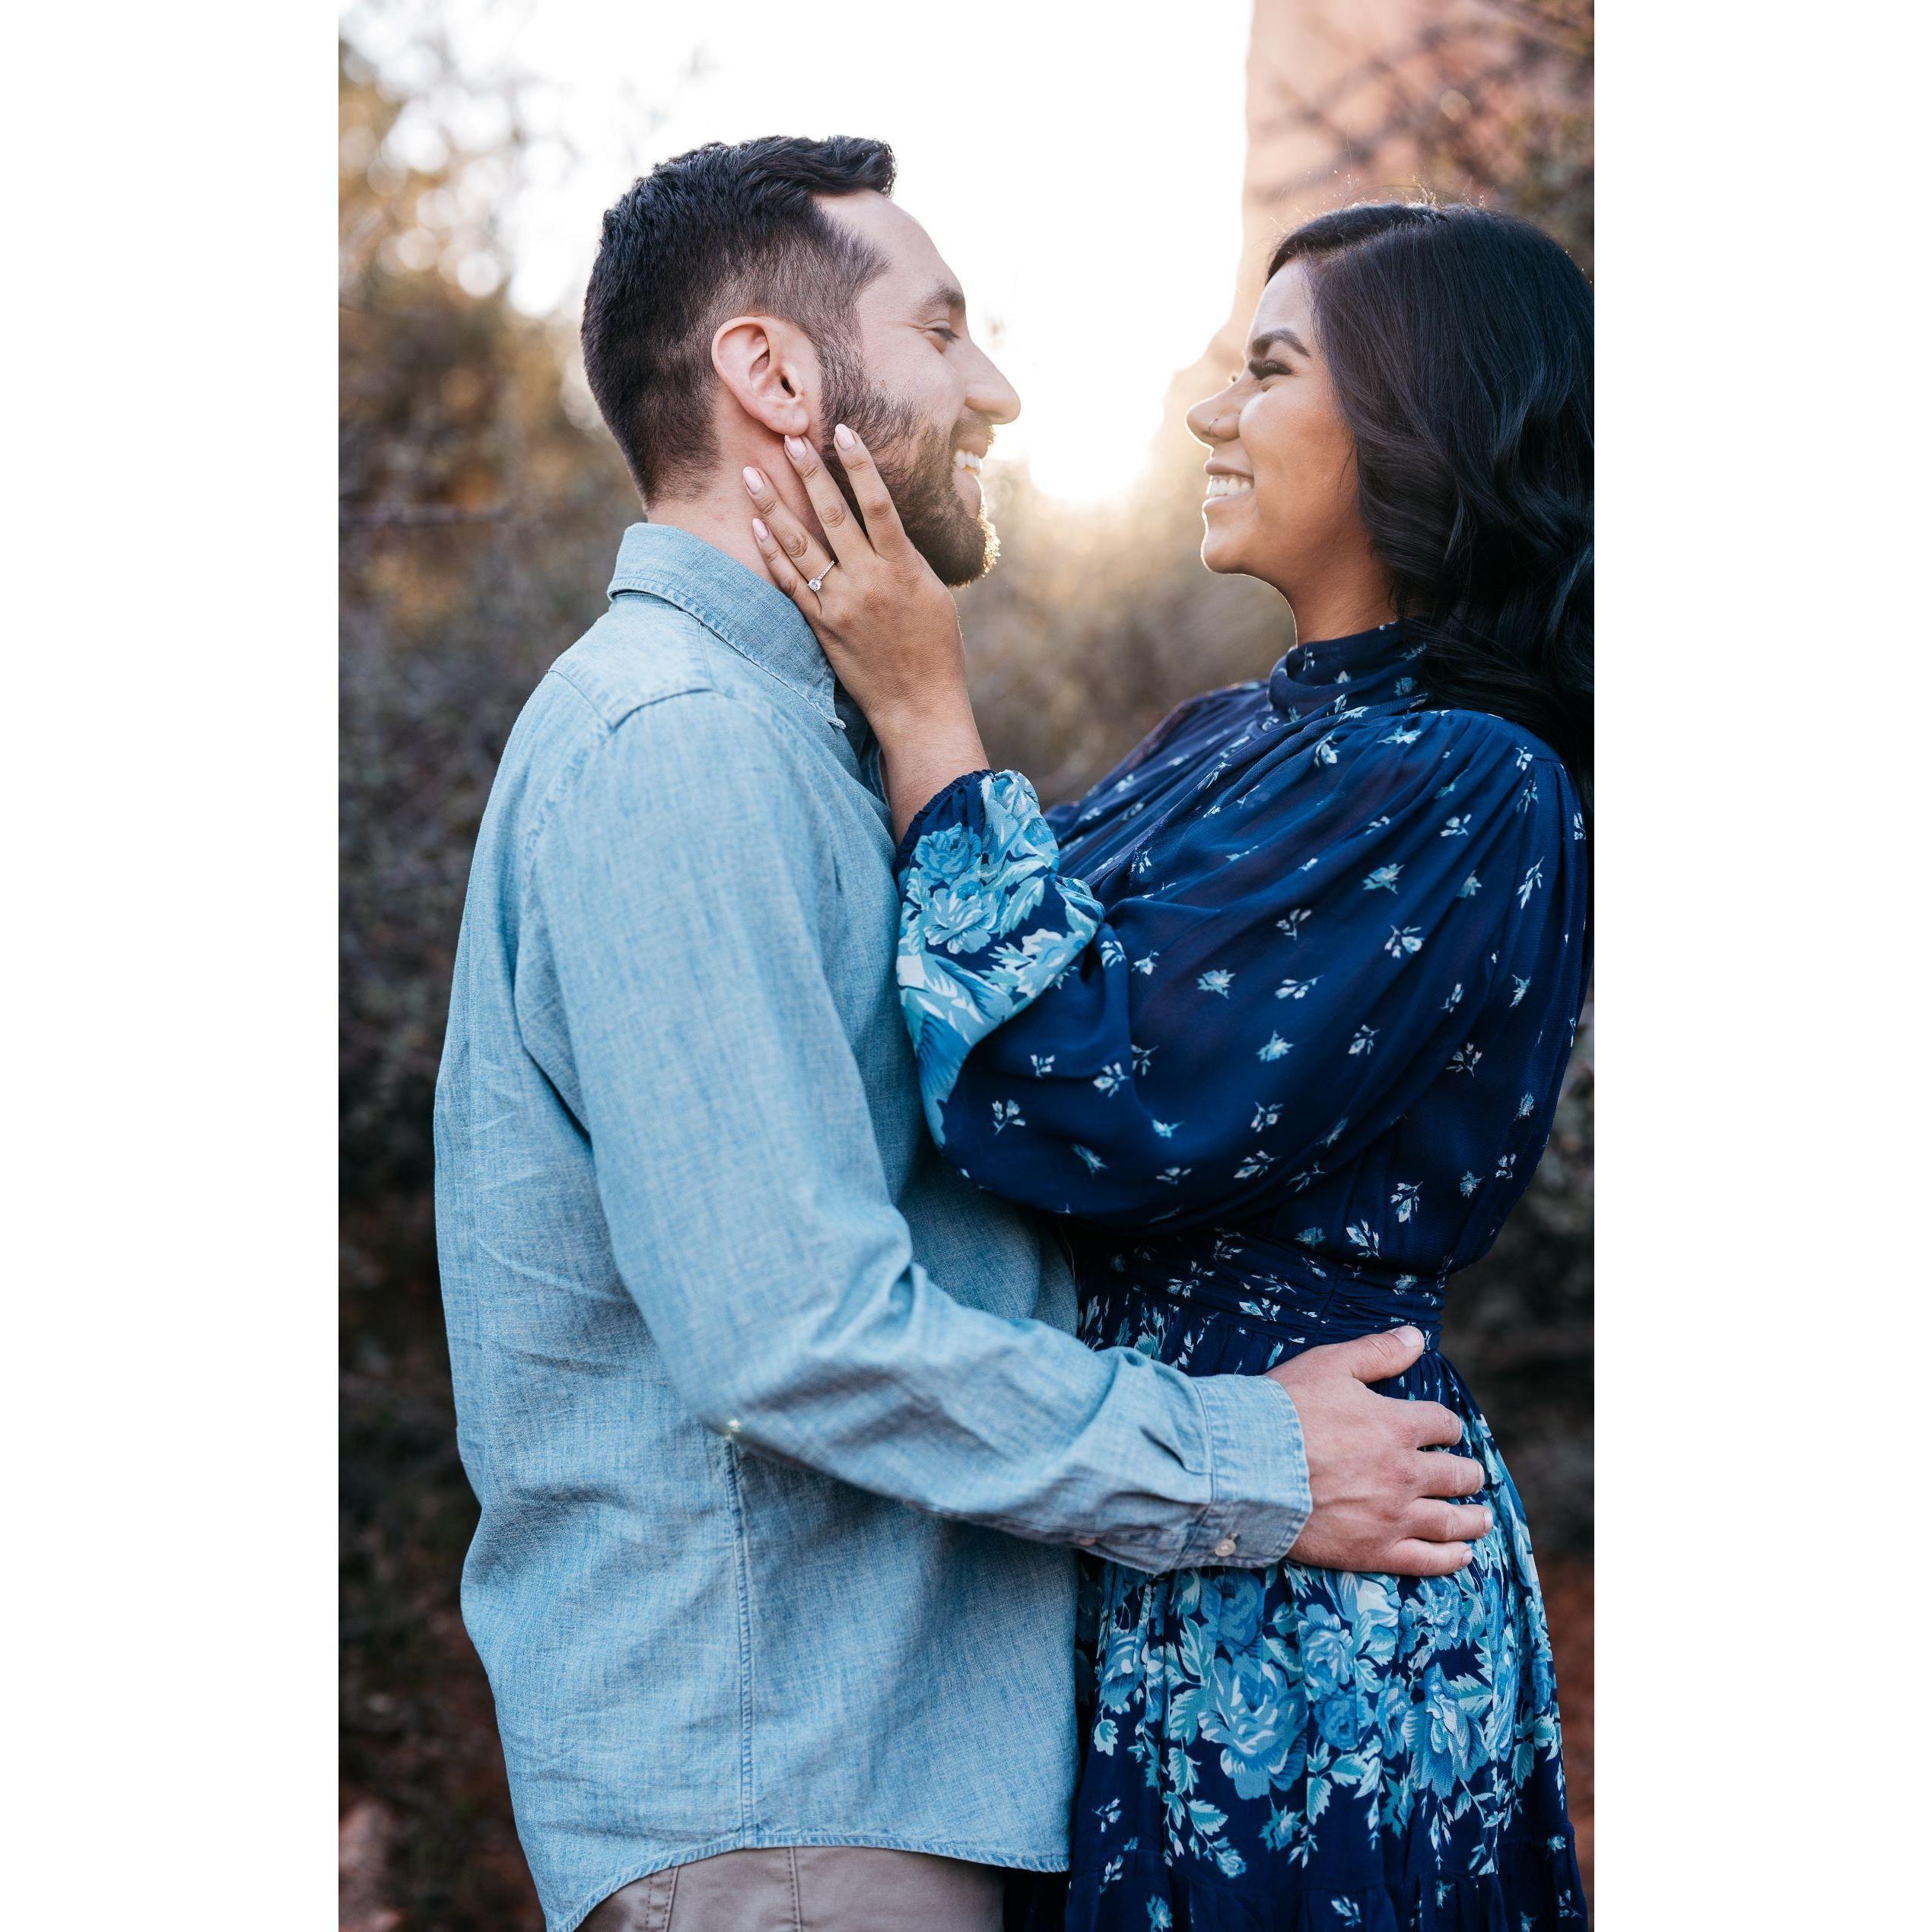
[581,135,897,501]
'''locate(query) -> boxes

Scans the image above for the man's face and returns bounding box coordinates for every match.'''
[812,193,1021,586]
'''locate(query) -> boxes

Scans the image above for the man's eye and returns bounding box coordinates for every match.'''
[929,326,959,345]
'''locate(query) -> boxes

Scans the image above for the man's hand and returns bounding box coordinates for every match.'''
[1268,1325,1492,1576]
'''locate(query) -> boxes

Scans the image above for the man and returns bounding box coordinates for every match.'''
[434,135,1491,1932]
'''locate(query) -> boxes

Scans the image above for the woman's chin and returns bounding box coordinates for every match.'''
[1198,526,1246,576]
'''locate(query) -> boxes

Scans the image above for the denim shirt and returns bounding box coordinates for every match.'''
[434,523,1312,1932]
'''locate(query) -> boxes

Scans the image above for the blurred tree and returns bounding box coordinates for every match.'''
[339,33,632,1224]
[340,32,631,1930]
[959,449,1285,805]
[1255,0,1594,273]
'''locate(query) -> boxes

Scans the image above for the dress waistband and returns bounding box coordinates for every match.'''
[1074,1225,1450,1349]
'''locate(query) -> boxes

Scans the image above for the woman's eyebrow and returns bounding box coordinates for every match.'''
[1247,326,1310,361]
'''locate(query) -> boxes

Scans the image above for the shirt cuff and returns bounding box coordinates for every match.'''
[1176,1374,1311,1569]
[891,768,994,874]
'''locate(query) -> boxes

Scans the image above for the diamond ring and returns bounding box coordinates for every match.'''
[806,562,836,593]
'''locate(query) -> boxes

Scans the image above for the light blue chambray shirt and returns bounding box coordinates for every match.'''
[434,523,1313,1932]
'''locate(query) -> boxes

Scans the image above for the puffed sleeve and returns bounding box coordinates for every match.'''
[894,709,1582,1227]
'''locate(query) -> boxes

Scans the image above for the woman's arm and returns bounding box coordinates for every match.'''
[742,430,1580,1233]
[895,718,1581,1228]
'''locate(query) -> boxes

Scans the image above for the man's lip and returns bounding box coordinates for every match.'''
[956,440,992,459]
[1204,464,1251,479]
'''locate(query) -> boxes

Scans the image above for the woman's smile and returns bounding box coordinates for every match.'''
[1203,466,1254,504]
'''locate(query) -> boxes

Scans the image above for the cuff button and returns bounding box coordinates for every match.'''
[1212,1535,1238,1559]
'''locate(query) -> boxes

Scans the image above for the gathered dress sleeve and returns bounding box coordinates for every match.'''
[893,709,1582,1228]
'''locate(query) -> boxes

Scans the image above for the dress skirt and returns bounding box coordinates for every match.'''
[1007,1254,1588,1932]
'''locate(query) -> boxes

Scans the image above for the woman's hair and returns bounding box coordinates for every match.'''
[1269,203,1592,815]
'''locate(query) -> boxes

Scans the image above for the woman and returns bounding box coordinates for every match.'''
[750,202,1590,1930]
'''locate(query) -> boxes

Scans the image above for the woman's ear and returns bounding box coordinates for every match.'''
[712,314,815,440]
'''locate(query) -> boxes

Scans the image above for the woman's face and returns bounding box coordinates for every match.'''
[1185,262,1378,605]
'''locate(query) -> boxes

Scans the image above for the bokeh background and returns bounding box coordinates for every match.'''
[340,2,1594,1924]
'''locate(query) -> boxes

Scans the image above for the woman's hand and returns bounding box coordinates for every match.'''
[745,426,989,837]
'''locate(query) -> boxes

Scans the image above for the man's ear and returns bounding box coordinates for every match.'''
[711,314,816,440]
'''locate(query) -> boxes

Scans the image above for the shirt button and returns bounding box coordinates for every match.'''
[1212,1536,1238,1559]
[1072,1534,1096,1547]
[723,1418,742,1437]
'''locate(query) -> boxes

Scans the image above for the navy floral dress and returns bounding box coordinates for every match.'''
[891,621,1590,1930]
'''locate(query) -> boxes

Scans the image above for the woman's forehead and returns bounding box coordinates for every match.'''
[1253,260,1316,336]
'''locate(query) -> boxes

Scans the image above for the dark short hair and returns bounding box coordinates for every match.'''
[1269,203,1593,815]
[581,135,896,501]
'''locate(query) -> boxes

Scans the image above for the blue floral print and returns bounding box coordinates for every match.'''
[898,769,1103,1142]
[891,621,1590,1929]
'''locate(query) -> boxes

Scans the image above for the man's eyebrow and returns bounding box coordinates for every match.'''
[918,281,967,318]
[1247,326,1311,362]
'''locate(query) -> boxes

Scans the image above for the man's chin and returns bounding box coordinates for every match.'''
[918,510,999,589]
[953,516,999,588]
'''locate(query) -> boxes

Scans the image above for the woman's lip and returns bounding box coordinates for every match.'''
[1203,473,1255,506]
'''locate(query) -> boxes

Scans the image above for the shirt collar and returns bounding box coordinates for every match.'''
[607,522,837,724]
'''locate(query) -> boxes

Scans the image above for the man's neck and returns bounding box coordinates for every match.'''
[646,456,818,583]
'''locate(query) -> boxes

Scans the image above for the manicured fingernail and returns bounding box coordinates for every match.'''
[752,518,770,543]
[784,435,808,460]
[742,466,765,494]
[834,423,856,450]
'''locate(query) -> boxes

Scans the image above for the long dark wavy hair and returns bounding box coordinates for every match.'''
[1269,202,1592,816]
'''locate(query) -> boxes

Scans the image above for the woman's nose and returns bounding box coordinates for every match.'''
[1186,389,1237,447]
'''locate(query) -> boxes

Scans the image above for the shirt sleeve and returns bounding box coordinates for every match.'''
[895,707,1581,1228]
[526,688,1311,1572]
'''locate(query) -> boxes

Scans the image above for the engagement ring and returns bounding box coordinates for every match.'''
[806,563,836,593]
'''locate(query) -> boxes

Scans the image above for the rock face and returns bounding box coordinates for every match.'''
[1167,0,1588,426]
[1166,0,1425,425]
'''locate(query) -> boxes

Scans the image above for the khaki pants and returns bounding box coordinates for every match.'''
[581,1845,1008,1931]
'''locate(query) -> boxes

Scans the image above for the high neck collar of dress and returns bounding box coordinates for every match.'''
[1267,618,1428,723]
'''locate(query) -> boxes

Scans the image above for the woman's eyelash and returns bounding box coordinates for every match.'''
[1247,361,1291,380]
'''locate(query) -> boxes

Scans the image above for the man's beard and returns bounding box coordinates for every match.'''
[819,351,997,588]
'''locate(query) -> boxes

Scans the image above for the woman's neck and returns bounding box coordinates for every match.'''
[1282,572,1398,647]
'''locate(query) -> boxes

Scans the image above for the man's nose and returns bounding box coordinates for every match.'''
[962,344,1021,427]
[1186,388,1237,447]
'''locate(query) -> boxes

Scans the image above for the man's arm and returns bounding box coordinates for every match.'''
[526,688,1308,1574]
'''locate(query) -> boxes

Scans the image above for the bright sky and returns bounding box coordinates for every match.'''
[345,0,1254,504]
